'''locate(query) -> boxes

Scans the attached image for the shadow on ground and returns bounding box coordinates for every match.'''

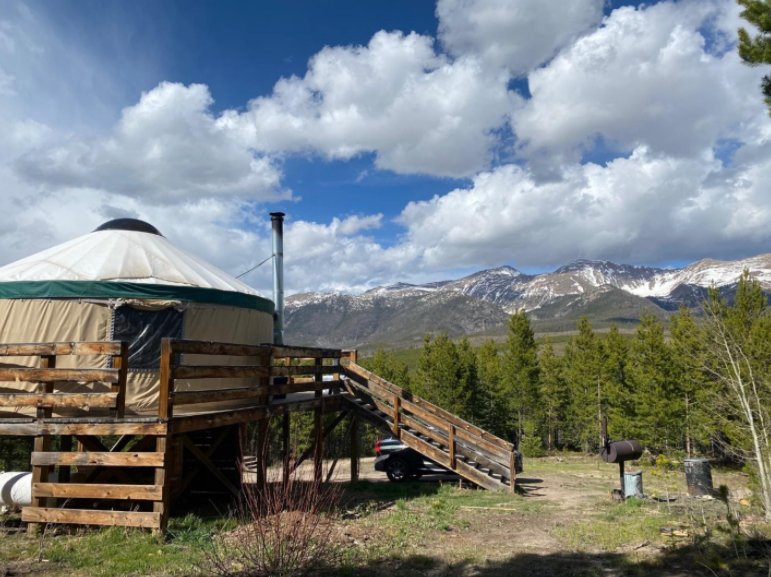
[325,540,771,577]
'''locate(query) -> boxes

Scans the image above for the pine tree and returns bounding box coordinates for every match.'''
[364,347,410,389]
[413,333,474,419]
[476,340,508,437]
[737,0,771,110]
[502,311,540,447]
[538,339,569,450]
[456,337,482,424]
[669,307,707,457]
[600,325,632,440]
[627,314,682,451]
[563,317,601,451]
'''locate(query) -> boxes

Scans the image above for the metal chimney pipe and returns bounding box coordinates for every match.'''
[270,212,285,345]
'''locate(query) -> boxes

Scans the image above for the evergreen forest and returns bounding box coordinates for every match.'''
[364,273,771,518]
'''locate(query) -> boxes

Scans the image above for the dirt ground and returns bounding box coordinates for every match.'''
[2,455,769,577]
[331,455,770,577]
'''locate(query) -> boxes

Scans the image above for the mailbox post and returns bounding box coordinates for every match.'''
[600,417,643,498]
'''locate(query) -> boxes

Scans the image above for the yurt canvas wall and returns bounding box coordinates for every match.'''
[0,219,274,416]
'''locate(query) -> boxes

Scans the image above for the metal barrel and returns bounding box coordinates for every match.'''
[601,440,643,463]
[684,458,713,496]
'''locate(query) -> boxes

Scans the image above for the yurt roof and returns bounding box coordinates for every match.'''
[0,219,273,312]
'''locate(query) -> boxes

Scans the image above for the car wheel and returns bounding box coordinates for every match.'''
[385,457,410,482]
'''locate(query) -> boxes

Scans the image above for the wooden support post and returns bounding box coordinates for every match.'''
[256,348,271,491]
[282,412,291,485]
[168,436,184,501]
[153,435,170,534]
[449,425,456,469]
[238,423,248,460]
[393,395,401,437]
[255,419,269,492]
[313,403,323,484]
[26,435,51,534]
[28,354,55,534]
[509,451,517,493]
[313,358,323,483]
[350,415,359,483]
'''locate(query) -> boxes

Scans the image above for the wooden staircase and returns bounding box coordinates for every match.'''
[341,360,519,492]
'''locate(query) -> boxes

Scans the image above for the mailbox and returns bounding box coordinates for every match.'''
[599,416,644,499]
[600,440,642,464]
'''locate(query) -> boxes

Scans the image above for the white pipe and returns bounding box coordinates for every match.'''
[0,472,32,511]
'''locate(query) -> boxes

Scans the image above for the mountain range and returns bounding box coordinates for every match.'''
[283,253,771,350]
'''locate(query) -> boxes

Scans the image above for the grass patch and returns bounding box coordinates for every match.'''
[556,497,679,551]
[356,483,549,556]
[1,514,229,577]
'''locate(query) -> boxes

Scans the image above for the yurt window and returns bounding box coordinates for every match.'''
[112,306,183,369]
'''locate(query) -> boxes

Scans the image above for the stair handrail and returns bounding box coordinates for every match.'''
[343,361,512,447]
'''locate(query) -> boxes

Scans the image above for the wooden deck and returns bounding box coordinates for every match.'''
[0,339,519,533]
[0,339,348,532]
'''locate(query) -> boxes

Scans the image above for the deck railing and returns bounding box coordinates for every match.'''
[157,339,344,420]
[0,341,128,419]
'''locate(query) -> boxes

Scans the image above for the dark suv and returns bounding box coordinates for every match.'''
[374,437,449,482]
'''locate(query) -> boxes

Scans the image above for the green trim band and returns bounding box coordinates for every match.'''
[0,280,275,314]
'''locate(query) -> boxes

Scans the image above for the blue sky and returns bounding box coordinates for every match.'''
[0,0,769,294]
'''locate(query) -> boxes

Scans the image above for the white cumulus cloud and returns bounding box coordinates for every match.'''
[1,0,770,298]
[514,0,765,162]
[397,147,771,270]
[437,0,604,75]
[14,82,289,204]
[239,30,517,178]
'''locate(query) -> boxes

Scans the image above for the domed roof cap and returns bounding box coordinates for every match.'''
[94,218,163,236]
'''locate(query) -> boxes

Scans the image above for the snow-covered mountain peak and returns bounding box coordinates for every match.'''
[556,259,613,273]
[288,253,770,314]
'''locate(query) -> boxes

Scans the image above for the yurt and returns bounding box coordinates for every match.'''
[0,218,274,415]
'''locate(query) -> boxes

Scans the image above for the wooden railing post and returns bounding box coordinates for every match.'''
[342,349,357,365]
[509,451,517,493]
[449,425,456,468]
[38,354,56,419]
[158,338,172,420]
[393,395,401,437]
[112,342,128,418]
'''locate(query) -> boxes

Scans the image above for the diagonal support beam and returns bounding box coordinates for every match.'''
[289,410,350,476]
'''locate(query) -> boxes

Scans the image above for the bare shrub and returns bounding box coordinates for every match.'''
[207,455,343,576]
